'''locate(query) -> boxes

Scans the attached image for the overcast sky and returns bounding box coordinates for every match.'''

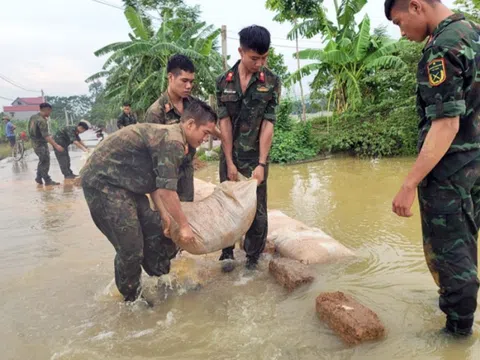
[0,0,456,108]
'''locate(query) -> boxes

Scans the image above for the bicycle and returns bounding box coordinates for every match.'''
[12,131,27,162]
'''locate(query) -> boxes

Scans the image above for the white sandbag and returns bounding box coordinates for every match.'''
[168,179,258,255]
[193,178,216,201]
[268,210,354,264]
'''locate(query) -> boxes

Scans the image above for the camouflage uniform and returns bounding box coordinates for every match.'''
[216,61,281,260]
[28,113,52,182]
[81,123,186,301]
[416,14,480,335]
[117,112,137,129]
[53,125,81,177]
[144,92,196,202]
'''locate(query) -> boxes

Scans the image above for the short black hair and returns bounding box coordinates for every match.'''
[123,102,131,107]
[39,103,52,110]
[78,121,89,130]
[385,0,440,20]
[167,54,195,76]
[181,99,217,126]
[239,25,271,55]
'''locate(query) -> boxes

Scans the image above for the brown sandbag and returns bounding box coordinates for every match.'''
[167,179,258,255]
[268,210,354,264]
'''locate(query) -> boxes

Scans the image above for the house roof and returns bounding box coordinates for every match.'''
[3,105,40,112]
[16,97,44,105]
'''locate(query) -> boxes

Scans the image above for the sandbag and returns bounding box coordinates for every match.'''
[167,179,258,255]
[268,210,354,264]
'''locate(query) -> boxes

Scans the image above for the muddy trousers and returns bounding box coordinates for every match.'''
[418,161,480,335]
[83,185,178,301]
[33,143,51,181]
[220,158,268,260]
[54,148,73,177]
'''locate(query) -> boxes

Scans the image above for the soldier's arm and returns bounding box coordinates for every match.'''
[402,46,466,189]
[259,77,281,163]
[39,120,64,152]
[117,115,124,129]
[216,78,233,164]
[73,140,88,152]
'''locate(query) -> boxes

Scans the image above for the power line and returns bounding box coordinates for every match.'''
[91,0,163,21]
[227,37,320,50]
[0,73,40,93]
[227,30,322,44]
[0,95,14,101]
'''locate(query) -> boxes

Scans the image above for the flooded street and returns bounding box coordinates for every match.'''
[1,141,479,359]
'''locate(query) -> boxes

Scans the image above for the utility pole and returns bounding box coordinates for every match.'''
[64,108,69,126]
[221,25,228,71]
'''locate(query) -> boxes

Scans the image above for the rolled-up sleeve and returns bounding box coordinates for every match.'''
[216,76,229,120]
[418,46,466,121]
[263,77,281,124]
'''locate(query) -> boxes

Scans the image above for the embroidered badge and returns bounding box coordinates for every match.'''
[223,89,237,94]
[259,71,265,82]
[257,86,269,92]
[427,58,446,86]
[226,72,234,82]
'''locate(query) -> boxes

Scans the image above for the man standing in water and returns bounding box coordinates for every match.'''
[117,102,137,129]
[28,103,64,186]
[81,99,217,302]
[386,0,480,336]
[53,121,90,179]
[216,25,281,271]
[145,54,198,202]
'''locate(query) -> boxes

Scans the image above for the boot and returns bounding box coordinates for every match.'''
[245,256,259,271]
[219,251,235,273]
[35,176,43,185]
[44,178,60,186]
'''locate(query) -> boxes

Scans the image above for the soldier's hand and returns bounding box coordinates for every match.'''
[227,163,238,181]
[392,184,416,218]
[56,145,65,152]
[179,225,195,246]
[252,165,265,186]
[161,215,171,238]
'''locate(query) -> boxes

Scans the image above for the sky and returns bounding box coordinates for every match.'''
[0,0,457,109]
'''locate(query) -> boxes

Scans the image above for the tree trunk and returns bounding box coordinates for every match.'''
[294,19,307,122]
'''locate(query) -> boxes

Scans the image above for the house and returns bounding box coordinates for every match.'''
[3,97,45,120]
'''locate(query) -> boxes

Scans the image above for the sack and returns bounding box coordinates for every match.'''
[268,210,354,264]
[168,179,258,255]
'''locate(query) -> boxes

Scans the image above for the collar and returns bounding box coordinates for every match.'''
[163,91,190,115]
[228,60,263,82]
[432,13,465,38]
[178,123,187,145]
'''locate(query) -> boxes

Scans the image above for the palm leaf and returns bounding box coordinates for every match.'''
[124,6,150,41]
[353,15,370,60]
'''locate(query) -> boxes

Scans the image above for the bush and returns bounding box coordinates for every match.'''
[270,99,319,163]
[312,97,418,158]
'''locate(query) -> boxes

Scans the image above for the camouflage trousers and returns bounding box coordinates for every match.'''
[82,185,178,301]
[220,156,268,260]
[177,157,194,202]
[418,159,480,334]
[54,147,73,177]
[32,142,51,180]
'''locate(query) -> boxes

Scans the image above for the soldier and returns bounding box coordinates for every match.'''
[386,0,480,336]
[28,103,64,186]
[216,25,281,272]
[145,54,221,201]
[53,121,90,179]
[117,102,137,129]
[81,99,217,302]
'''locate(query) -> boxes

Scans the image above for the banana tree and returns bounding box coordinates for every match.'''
[287,14,406,113]
[86,6,223,114]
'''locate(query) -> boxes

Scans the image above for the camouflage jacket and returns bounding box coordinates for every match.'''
[54,125,80,148]
[117,112,137,129]
[216,60,281,161]
[417,13,480,180]
[81,124,187,194]
[144,92,195,124]
[28,113,50,146]
[144,92,197,164]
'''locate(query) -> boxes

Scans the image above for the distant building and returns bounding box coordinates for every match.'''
[3,97,44,120]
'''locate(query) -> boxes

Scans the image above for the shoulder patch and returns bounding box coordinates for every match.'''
[427,58,447,87]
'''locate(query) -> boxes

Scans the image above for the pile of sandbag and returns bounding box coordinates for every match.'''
[167,179,258,254]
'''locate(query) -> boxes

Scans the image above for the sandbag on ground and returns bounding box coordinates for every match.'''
[268,210,354,264]
[168,179,258,255]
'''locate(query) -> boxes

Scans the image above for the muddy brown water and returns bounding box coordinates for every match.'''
[0,142,479,359]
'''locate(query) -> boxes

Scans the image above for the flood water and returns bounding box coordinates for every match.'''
[1,134,479,360]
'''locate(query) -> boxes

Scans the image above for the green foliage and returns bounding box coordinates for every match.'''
[270,99,318,163]
[455,0,480,23]
[267,47,290,84]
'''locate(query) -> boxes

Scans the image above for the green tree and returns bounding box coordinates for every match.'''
[87,4,223,116]
[266,47,290,84]
[455,0,480,22]
[266,0,323,121]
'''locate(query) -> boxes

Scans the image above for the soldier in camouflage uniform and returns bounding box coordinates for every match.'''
[53,121,90,179]
[81,99,217,302]
[386,0,480,336]
[216,25,281,271]
[144,55,197,202]
[117,102,137,129]
[28,103,64,186]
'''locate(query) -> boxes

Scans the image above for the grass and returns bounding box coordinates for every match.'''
[0,143,12,160]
